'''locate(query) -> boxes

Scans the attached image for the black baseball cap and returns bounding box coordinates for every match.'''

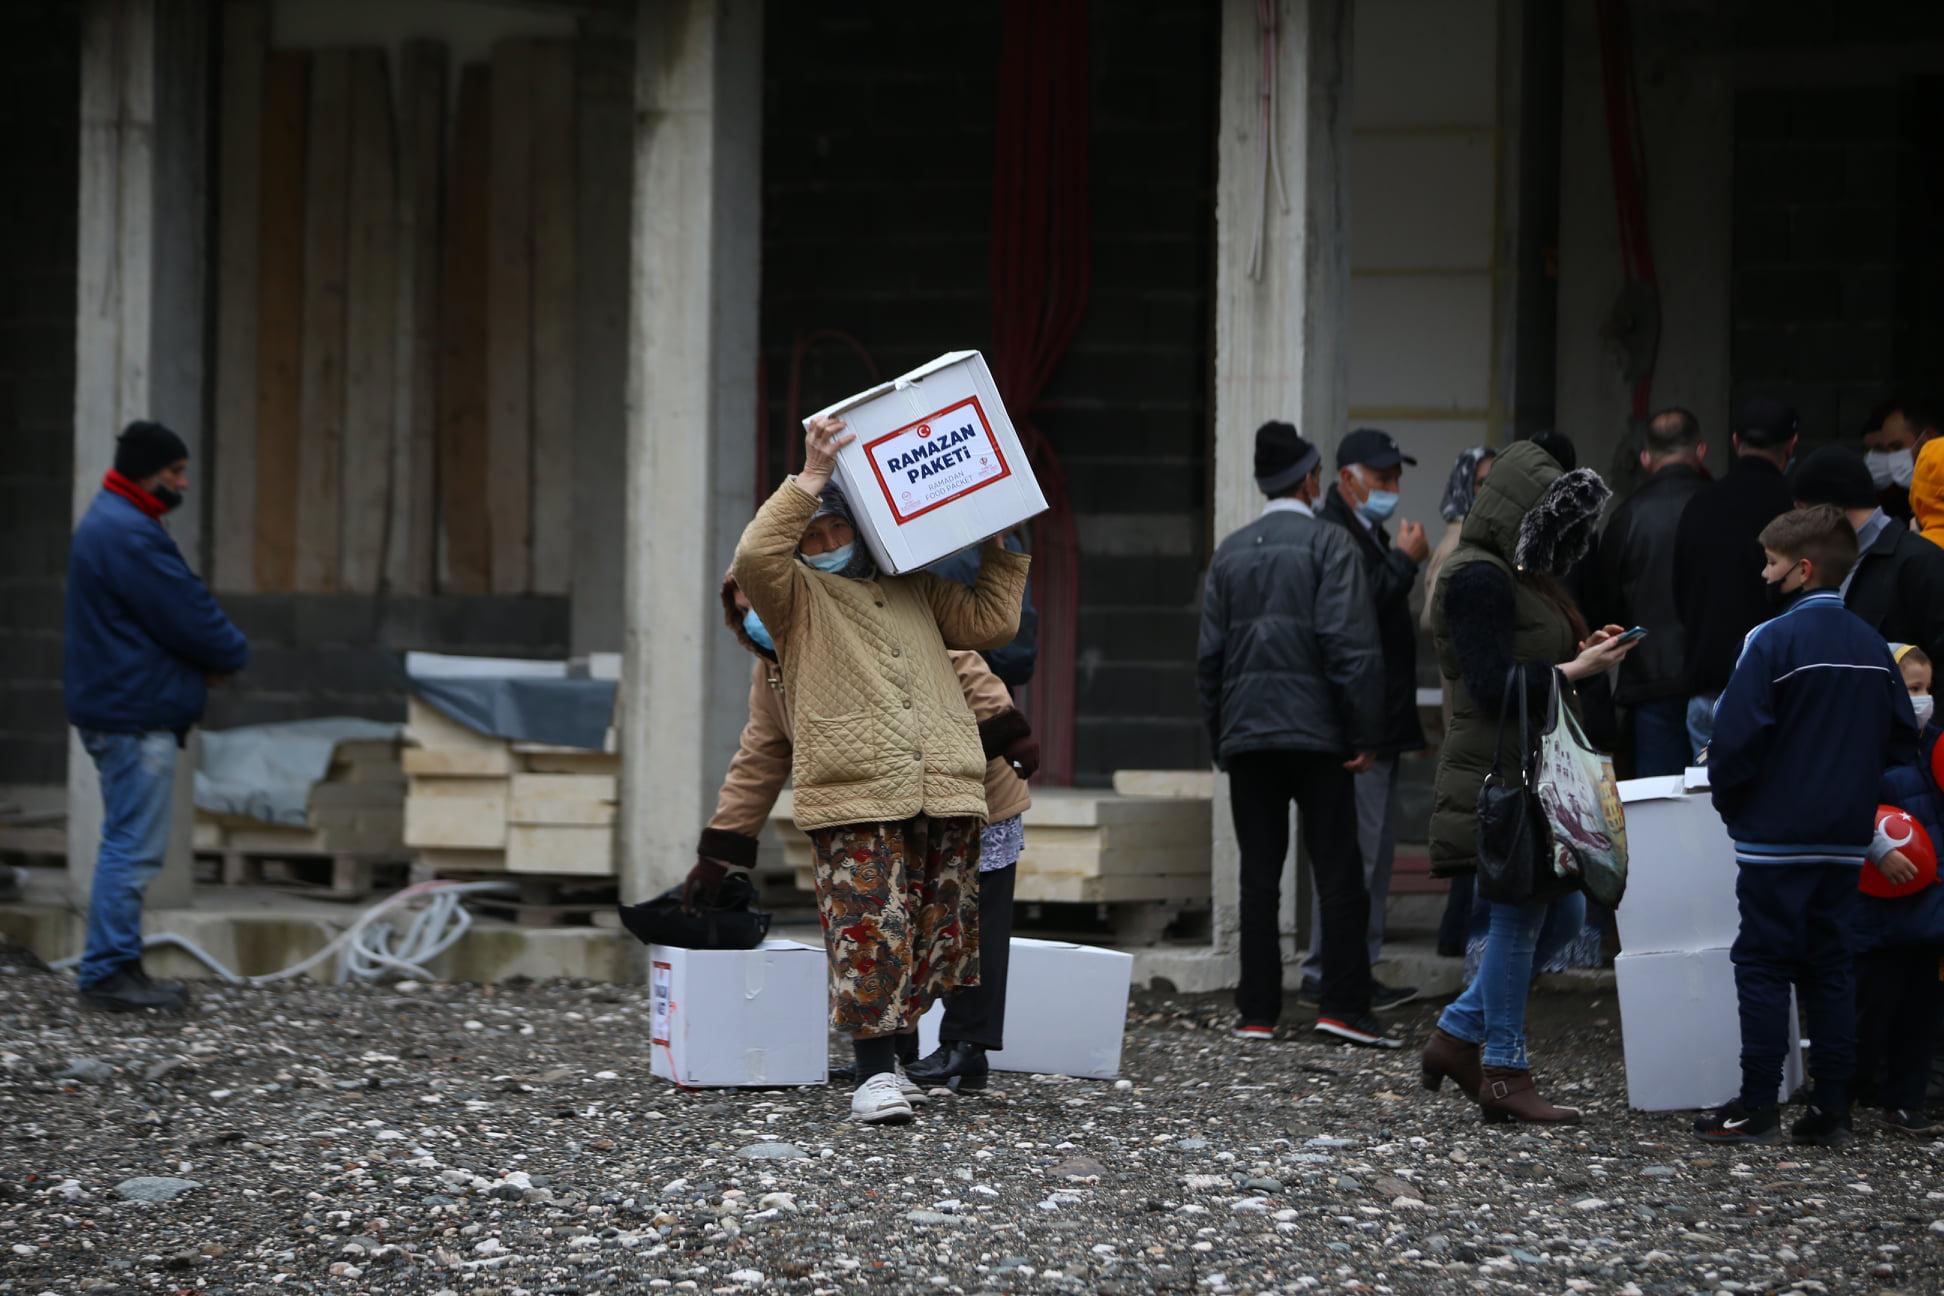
[1336,427,1417,470]
[1734,397,1799,448]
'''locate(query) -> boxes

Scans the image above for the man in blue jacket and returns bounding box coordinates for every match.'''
[65,421,248,1011]
[1696,505,1917,1147]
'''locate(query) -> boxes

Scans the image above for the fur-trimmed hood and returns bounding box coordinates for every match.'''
[1459,440,1611,577]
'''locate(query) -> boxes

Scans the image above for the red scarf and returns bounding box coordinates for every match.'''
[103,469,168,521]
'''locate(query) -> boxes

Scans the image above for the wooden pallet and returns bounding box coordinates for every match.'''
[206,850,405,902]
[448,875,618,927]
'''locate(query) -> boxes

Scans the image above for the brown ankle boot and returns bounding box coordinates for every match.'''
[1419,1028,1483,1100]
[1479,1066,1582,1125]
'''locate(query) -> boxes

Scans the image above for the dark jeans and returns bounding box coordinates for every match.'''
[1228,750,1372,1025]
[939,863,1015,1049]
[1732,865,1858,1110]
[1854,944,1941,1112]
[1437,872,1474,956]
[1631,695,1692,778]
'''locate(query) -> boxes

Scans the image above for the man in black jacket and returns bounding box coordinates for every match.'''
[1309,428,1428,1006]
[1789,445,1944,665]
[1198,421,1395,1049]
[1597,408,1711,775]
[1672,398,1798,759]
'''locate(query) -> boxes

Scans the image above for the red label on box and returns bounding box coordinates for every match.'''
[862,396,1012,525]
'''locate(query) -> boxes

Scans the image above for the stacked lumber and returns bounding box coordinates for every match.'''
[196,737,406,859]
[403,698,618,877]
[772,783,1213,906]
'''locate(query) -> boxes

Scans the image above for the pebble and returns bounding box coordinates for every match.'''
[56,1058,114,1084]
[113,1177,202,1203]
[1174,1138,1211,1152]
[735,1143,808,1161]
[1574,1198,1610,1211]
[1052,1155,1109,1180]
[1641,1166,1677,1178]
[904,1211,964,1227]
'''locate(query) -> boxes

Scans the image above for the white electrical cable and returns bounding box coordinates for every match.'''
[48,879,517,987]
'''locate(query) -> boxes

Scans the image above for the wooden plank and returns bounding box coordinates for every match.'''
[514,749,621,776]
[340,48,397,595]
[389,41,445,595]
[509,798,616,827]
[295,50,350,593]
[405,697,501,750]
[253,50,309,591]
[486,39,534,593]
[528,40,575,594]
[438,63,492,594]
[212,0,263,592]
[506,824,615,877]
[1013,873,1213,905]
[406,774,508,799]
[1017,845,1214,879]
[402,747,514,778]
[509,773,616,802]
[404,794,508,849]
[416,847,509,874]
[1111,769,1217,799]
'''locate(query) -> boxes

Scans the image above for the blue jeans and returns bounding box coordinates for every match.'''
[77,729,178,987]
[1632,696,1692,777]
[1685,693,1719,764]
[1441,891,1587,1068]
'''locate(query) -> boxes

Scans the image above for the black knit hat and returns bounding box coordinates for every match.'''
[1255,421,1321,496]
[1734,397,1799,448]
[113,420,190,481]
[1790,445,1878,511]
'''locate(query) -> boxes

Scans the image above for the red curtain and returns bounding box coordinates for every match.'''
[990,0,1091,784]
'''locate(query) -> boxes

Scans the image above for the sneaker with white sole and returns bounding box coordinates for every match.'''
[1313,1013,1402,1049]
[851,1072,914,1124]
[895,1071,933,1106]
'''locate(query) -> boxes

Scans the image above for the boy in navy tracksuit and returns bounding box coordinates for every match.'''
[1696,506,1919,1146]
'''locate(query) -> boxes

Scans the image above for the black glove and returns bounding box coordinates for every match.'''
[1003,732,1041,779]
[682,858,730,912]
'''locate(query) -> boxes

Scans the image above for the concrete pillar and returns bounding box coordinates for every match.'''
[1141,0,1351,993]
[618,0,762,904]
[68,0,212,916]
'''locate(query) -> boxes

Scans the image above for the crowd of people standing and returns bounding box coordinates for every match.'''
[1199,398,1944,1137]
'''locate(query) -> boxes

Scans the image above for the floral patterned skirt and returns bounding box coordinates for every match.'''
[807,814,982,1037]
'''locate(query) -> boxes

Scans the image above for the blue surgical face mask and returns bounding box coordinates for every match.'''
[802,544,855,574]
[742,608,774,652]
[1360,489,1400,523]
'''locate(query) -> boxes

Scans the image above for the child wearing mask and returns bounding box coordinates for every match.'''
[1696,506,1920,1146]
[1849,642,1944,1134]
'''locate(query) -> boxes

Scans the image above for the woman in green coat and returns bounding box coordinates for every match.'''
[1418,441,1639,1124]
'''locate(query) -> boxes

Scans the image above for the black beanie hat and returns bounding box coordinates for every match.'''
[1255,421,1321,496]
[113,420,190,481]
[1790,445,1878,511]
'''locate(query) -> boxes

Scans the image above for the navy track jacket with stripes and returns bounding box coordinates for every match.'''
[1708,590,1919,867]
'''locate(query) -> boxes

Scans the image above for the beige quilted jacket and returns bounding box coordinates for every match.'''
[732,479,1030,832]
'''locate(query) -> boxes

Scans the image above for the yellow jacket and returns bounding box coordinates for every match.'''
[731,479,1029,831]
[1914,439,1944,551]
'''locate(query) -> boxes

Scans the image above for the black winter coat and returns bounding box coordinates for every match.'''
[1597,462,1710,705]
[1672,455,1793,697]
[1197,504,1385,764]
[1845,515,1944,664]
[1318,487,1427,756]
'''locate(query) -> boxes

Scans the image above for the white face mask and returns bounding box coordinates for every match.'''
[1914,694,1935,729]
[1866,448,1916,490]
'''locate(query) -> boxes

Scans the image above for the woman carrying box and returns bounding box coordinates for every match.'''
[724,416,1029,1124]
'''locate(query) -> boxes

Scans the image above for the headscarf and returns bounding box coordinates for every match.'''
[802,485,879,581]
[1439,446,1496,523]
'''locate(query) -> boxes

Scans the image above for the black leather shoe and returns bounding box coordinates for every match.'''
[79,966,187,1013]
[904,1040,989,1092]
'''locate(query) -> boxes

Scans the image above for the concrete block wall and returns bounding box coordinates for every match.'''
[0,0,81,787]
[203,595,571,731]
[759,0,1220,783]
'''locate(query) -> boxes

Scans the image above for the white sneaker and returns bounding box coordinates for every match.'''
[895,1070,933,1107]
[851,1072,914,1124]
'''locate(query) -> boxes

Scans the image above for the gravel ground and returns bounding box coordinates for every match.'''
[3,956,1941,1296]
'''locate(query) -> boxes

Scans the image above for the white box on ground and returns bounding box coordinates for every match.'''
[1615,778,1740,954]
[917,937,1133,1080]
[808,351,1048,574]
[1615,946,1804,1111]
[648,940,828,1088]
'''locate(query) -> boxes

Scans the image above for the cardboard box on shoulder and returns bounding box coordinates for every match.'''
[648,940,828,1088]
[808,351,1048,574]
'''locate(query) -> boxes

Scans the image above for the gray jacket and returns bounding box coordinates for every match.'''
[1197,506,1386,765]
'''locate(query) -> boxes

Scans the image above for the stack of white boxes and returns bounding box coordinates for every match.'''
[1614,776,1804,1111]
